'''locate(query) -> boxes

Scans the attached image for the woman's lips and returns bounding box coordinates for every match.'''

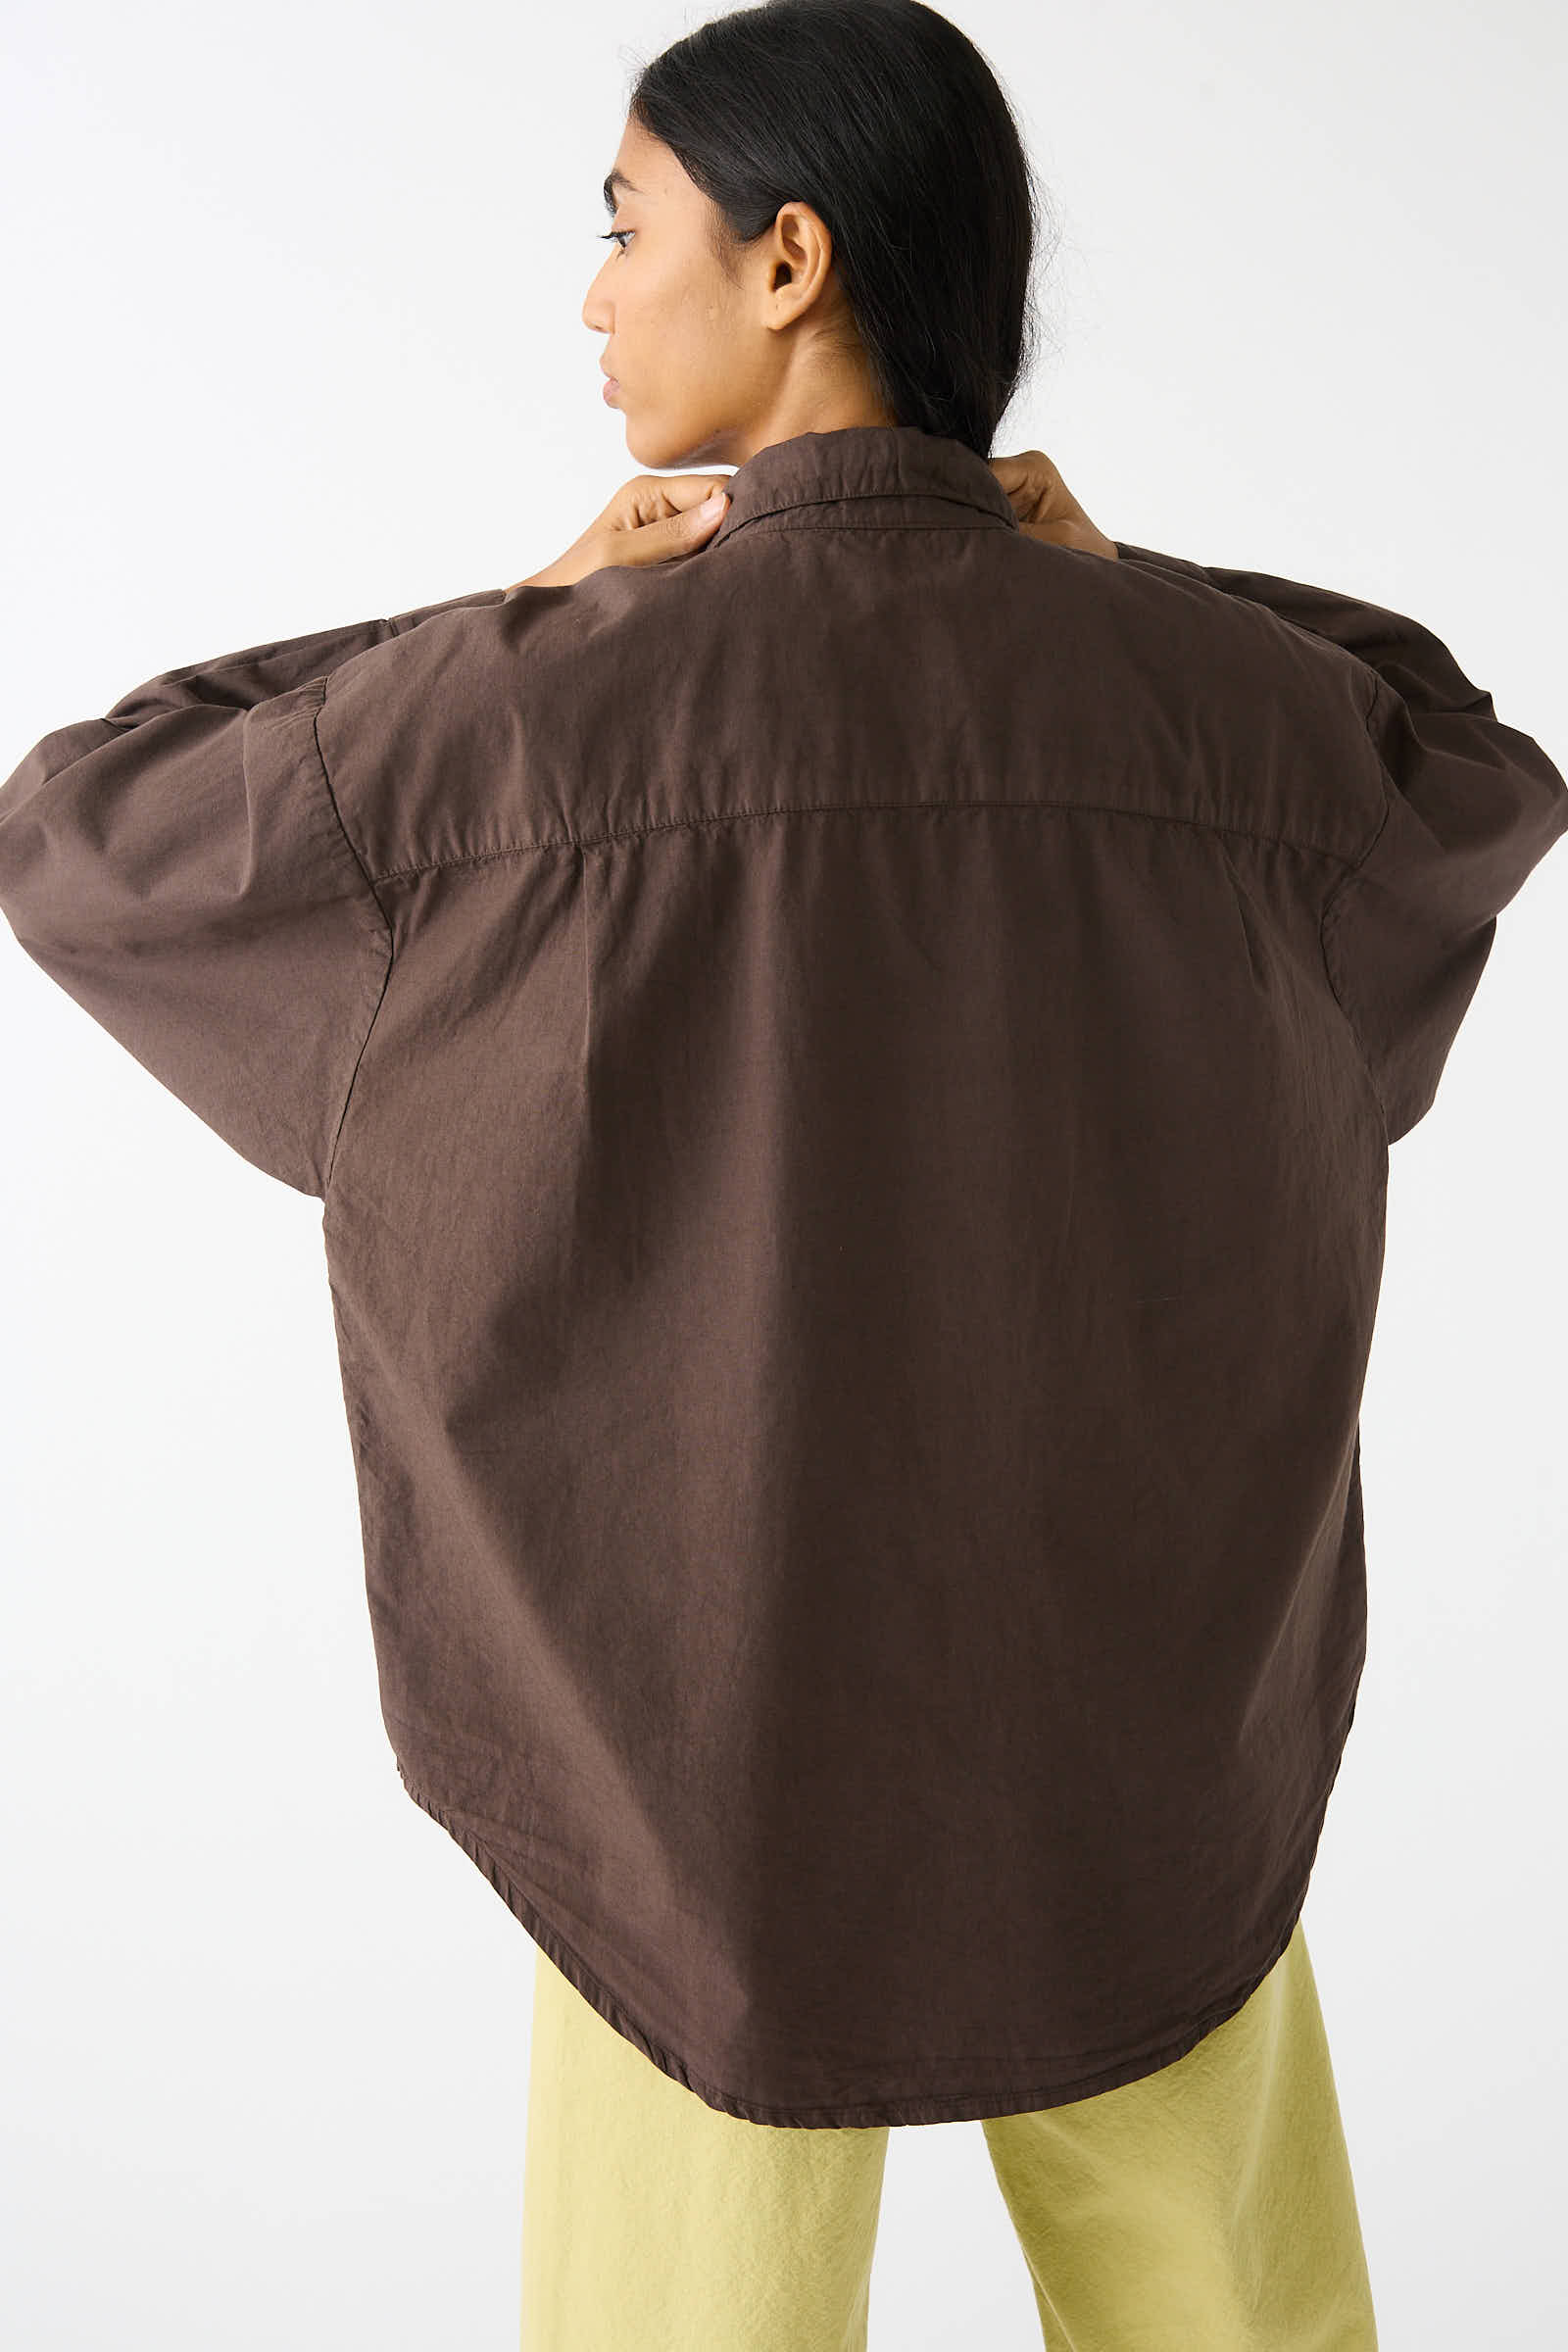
[602,377,619,403]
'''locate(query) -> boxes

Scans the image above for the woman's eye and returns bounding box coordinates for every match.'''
[600,228,632,252]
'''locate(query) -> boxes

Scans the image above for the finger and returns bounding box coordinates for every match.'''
[988,450,1053,483]
[987,450,1057,523]
[616,473,735,528]
[657,473,736,515]
[611,490,731,568]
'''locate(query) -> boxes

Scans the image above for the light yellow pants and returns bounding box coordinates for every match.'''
[519,1916,1378,2350]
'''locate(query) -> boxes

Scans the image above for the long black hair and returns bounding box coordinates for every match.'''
[625,0,1055,455]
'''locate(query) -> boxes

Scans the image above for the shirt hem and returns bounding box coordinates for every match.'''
[393,1760,1319,2131]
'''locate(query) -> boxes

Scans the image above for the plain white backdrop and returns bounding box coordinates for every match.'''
[2,1,1563,2344]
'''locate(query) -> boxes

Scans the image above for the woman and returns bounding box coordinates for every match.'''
[501,5,1559,2345]
[492,2,1499,2345]
[3,4,1563,2349]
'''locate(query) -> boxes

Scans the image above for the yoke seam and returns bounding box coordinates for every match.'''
[367,792,1370,888]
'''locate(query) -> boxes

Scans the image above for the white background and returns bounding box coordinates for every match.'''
[2,2,1564,2344]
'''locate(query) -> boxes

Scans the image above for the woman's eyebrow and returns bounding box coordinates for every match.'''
[602,170,644,213]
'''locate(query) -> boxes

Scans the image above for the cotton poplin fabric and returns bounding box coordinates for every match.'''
[519,1919,1379,2350]
[2,424,1564,2130]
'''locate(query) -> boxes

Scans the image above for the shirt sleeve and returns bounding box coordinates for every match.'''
[0,586,505,1197]
[1115,543,1568,1145]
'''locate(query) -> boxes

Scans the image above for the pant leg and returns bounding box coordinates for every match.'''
[980,1918,1378,2350]
[519,1945,890,2352]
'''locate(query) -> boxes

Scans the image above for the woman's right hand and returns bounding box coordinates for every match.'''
[506,474,732,595]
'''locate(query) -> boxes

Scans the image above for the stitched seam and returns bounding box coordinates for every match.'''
[714,487,1016,539]
[309,670,395,1194]
[1317,665,1394,1140]
[717,514,1016,546]
[402,1753,1331,2082]
[368,794,1366,887]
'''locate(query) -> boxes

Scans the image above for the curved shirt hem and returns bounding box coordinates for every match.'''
[394,1760,1313,2131]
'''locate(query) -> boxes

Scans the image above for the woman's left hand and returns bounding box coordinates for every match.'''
[987,450,1118,561]
[506,474,732,594]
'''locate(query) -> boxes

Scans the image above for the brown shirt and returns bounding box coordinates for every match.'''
[3,424,1565,2128]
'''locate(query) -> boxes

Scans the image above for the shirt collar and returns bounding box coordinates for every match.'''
[705,423,1020,552]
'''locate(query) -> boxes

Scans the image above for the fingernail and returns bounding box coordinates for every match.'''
[701,489,727,514]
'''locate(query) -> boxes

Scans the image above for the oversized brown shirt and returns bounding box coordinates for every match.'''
[3,424,1564,2128]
